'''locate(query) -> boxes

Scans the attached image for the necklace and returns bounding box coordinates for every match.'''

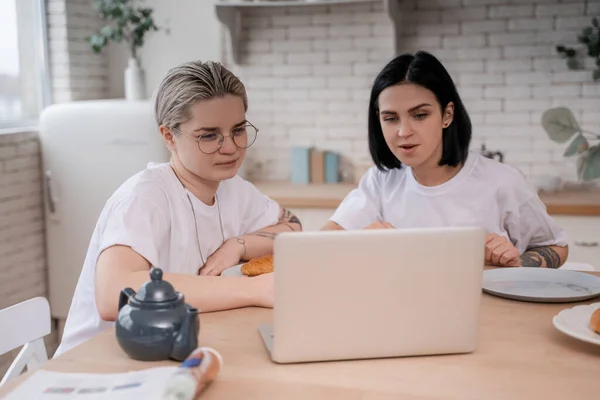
[184,191,225,268]
[170,165,225,269]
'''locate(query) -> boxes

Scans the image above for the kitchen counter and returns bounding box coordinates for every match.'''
[538,189,600,216]
[253,181,600,216]
[253,182,356,209]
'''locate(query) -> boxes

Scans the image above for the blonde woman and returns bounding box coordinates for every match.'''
[54,61,301,356]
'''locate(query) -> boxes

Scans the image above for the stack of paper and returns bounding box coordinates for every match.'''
[4,366,179,400]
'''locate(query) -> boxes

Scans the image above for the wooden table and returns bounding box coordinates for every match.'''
[2,278,600,399]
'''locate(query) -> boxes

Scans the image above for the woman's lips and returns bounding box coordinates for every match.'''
[216,159,238,167]
[398,144,419,155]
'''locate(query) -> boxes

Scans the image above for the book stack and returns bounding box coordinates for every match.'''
[291,146,340,184]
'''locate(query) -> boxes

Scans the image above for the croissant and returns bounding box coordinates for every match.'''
[591,308,600,334]
[241,255,274,277]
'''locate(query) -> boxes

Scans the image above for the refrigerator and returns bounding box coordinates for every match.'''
[39,100,170,336]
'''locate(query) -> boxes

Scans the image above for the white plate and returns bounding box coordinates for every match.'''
[482,268,600,303]
[553,302,600,346]
[220,264,244,277]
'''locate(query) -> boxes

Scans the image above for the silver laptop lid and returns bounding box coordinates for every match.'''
[270,227,485,363]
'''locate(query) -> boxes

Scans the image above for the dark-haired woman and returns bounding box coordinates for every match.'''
[322,51,568,269]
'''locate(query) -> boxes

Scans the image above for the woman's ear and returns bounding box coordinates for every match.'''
[442,102,454,128]
[159,125,177,152]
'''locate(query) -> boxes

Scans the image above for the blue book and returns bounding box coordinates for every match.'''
[290,147,311,184]
[324,151,340,183]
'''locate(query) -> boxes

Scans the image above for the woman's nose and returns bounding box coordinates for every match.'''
[397,122,413,138]
[219,135,237,154]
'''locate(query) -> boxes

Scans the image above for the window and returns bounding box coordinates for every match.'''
[0,0,50,129]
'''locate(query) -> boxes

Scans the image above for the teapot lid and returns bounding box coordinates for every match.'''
[135,268,179,303]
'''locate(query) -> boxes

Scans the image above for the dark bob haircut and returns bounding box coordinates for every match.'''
[368,50,472,171]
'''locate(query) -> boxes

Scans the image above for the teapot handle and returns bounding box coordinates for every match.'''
[118,288,137,311]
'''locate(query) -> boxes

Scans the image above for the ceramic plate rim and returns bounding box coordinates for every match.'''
[552,303,600,346]
[482,268,600,303]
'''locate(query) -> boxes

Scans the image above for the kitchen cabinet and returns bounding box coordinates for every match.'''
[552,216,600,270]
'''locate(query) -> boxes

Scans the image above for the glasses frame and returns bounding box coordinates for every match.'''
[172,121,259,154]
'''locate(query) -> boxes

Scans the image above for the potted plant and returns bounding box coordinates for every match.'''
[88,0,159,100]
[541,107,600,182]
[555,16,600,81]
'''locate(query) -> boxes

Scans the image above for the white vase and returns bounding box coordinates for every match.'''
[124,57,146,100]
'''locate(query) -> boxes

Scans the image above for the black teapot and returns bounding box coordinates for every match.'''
[116,267,199,361]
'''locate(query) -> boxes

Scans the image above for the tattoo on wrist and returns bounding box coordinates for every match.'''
[279,207,302,229]
[250,232,279,240]
[288,215,302,227]
[520,247,561,269]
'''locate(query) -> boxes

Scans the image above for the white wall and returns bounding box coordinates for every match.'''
[224,0,600,183]
[108,0,223,99]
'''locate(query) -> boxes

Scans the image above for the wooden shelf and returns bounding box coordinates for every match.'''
[216,0,402,64]
[252,181,600,215]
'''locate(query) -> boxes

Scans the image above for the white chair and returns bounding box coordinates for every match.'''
[0,297,51,387]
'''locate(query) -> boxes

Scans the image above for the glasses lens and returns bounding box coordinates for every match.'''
[197,132,223,154]
[233,125,258,149]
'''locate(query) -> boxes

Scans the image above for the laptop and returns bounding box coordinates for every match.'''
[259,226,486,364]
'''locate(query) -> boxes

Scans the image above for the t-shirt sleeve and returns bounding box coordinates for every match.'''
[98,194,170,268]
[330,167,382,230]
[237,179,281,234]
[504,180,568,254]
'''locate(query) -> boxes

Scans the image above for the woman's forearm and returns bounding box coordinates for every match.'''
[520,245,568,268]
[236,207,302,260]
[95,246,263,321]
[320,220,344,231]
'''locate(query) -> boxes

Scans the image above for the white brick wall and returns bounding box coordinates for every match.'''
[225,0,600,183]
[0,132,58,378]
[47,0,109,102]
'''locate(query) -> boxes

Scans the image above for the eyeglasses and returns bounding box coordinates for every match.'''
[172,122,259,154]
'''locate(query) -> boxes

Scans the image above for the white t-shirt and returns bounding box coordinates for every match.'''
[54,162,280,357]
[331,152,567,253]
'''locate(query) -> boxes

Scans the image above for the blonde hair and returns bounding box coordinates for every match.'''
[154,60,247,129]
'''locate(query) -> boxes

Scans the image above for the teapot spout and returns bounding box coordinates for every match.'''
[170,307,199,361]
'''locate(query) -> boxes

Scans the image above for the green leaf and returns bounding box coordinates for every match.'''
[563,134,589,157]
[583,26,593,37]
[567,57,579,69]
[88,34,107,53]
[541,107,581,143]
[99,25,115,38]
[582,145,600,181]
[556,45,567,53]
[593,17,599,28]
[594,68,600,81]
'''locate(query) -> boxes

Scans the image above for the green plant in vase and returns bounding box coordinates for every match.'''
[542,107,600,181]
[87,0,159,100]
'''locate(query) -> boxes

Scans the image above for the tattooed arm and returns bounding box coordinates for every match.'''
[229,207,302,261]
[520,245,568,269]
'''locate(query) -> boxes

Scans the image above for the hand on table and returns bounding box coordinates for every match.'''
[199,238,245,276]
[364,221,395,229]
[485,233,521,267]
